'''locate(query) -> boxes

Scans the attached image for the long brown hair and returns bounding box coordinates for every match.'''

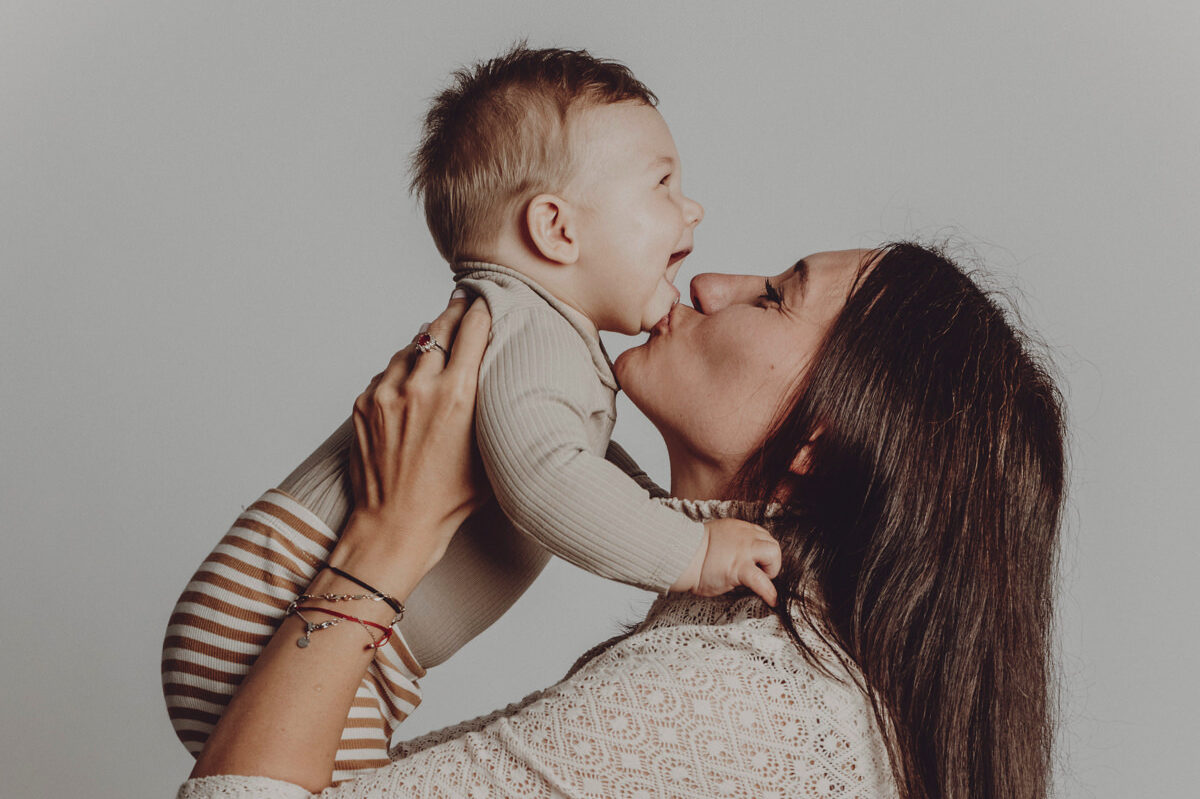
[731,242,1064,799]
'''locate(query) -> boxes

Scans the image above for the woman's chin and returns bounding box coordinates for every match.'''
[612,343,649,395]
[612,347,634,384]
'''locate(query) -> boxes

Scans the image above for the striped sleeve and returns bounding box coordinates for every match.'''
[161,489,424,784]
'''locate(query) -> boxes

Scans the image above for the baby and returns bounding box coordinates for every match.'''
[163,45,780,782]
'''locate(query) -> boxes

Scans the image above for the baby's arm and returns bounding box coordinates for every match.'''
[605,440,781,604]
[475,308,698,590]
[476,307,778,599]
[273,418,553,669]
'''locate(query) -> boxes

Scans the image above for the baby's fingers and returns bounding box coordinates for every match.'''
[741,563,779,608]
[755,536,783,579]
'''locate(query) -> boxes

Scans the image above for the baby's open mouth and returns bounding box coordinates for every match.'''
[668,247,692,267]
[653,247,690,333]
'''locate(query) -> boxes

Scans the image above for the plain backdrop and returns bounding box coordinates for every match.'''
[2,1,1197,797]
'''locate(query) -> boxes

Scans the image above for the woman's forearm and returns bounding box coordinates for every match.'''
[189,518,433,791]
[187,294,490,791]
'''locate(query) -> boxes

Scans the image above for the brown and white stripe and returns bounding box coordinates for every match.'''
[161,489,424,783]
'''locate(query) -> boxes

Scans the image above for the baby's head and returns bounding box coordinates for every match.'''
[412,45,703,334]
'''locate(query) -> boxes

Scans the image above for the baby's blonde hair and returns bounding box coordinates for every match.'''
[411,44,657,262]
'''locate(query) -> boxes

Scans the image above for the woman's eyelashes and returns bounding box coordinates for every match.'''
[758,279,783,306]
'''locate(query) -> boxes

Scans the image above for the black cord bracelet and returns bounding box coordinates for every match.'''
[323,564,405,617]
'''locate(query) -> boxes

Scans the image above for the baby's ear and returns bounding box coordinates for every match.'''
[525,193,579,266]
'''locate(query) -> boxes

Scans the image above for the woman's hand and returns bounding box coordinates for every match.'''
[190,292,491,790]
[337,292,492,582]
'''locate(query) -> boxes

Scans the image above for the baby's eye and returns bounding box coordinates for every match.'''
[758,279,783,306]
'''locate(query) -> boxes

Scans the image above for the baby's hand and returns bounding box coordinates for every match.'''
[670,519,782,607]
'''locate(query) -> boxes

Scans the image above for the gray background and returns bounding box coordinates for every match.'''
[3,1,1197,797]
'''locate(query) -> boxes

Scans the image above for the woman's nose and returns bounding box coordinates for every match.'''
[689,272,756,314]
[683,195,704,228]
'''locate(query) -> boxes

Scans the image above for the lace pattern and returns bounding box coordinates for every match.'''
[178,499,897,799]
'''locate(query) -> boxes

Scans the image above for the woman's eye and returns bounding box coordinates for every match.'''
[659,173,672,186]
[758,279,782,305]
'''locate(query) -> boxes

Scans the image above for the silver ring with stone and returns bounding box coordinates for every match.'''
[414,331,448,357]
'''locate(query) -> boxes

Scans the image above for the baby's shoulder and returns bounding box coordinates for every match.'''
[471,294,598,385]
[482,300,592,375]
[455,275,576,343]
[456,267,616,404]
[455,266,560,319]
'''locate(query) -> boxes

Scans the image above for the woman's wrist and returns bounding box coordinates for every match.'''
[300,571,405,630]
[322,511,451,603]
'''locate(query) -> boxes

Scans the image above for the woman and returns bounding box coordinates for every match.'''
[179,243,1064,799]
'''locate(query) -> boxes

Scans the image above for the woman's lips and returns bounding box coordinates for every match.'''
[652,301,677,336]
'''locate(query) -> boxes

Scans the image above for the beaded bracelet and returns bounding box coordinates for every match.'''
[287,603,395,650]
[294,590,404,623]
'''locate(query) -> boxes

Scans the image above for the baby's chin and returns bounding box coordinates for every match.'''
[641,285,681,332]
[644,309,670,333]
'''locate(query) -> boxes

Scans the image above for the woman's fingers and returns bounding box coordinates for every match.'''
[351,327,428,507]
[346,287,489,520]
[444,297,490,381]
[409,290,472,379]
[349,407,378,507]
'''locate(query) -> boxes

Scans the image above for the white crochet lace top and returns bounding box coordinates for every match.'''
[177,499,898,799]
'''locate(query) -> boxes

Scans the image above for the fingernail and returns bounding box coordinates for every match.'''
[418,322,431,334]
[450,287,469,300]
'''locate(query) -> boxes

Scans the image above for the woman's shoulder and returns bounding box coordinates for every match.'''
[563,595,897,797]
[614,593,859,686]
[585,593,870,719]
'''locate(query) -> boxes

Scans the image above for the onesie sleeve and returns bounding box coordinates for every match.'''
[280,416,553,670]
[475,307,704,593]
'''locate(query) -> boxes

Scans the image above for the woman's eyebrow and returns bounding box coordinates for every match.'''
[791,258,810,298]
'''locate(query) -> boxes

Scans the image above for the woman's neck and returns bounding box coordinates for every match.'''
[666,446,736,501]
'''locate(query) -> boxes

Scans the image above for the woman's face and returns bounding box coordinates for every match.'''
[614,249,875,477]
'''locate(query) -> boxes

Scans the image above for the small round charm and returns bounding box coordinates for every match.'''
[415,332,448,357]
[296,636,310,648]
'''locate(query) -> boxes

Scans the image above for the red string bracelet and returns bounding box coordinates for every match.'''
[294,605,394,650]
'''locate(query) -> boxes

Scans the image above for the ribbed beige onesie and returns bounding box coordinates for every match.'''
[162,262,706,779]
